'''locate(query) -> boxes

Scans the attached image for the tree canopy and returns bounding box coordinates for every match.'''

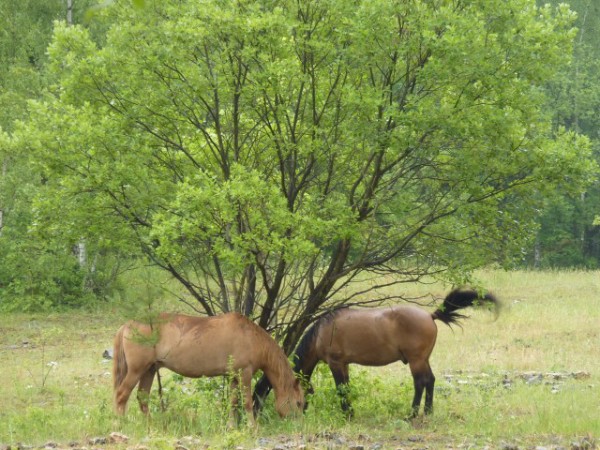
[7,0,597,349]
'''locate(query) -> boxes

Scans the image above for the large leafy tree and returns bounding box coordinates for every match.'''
[14,0,595,346]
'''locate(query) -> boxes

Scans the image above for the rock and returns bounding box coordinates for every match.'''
[572,371,591,380]
[178,437,201,447]
[570,436,597,449]
[87,437,107,445]
[109,432,129,444]
[102,349,113,359]
[525,373,543,385]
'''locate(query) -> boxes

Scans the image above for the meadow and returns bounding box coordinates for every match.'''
[0,270,598,449]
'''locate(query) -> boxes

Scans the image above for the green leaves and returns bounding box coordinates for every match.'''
[9,0,596,340]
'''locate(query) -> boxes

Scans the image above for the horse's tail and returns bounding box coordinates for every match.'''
[432,288,499,326]
[113,325,128,392]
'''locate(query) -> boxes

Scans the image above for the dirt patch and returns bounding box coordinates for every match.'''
[2,432,597,450]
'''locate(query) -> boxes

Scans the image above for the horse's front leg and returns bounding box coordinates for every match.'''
[240,367,256,427]
[228,375,241,428]
[329,363,353,418]
[229,368,256,428]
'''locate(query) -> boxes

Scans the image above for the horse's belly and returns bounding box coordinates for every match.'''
[348,349,406,366]
[326,340,405,366]
[157,343,248,378]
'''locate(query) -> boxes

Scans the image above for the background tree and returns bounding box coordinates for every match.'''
[532,0,600,267]
[13,0,595,345]
[0,0,114,311]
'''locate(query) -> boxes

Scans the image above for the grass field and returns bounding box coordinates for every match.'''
[0,270,598,449]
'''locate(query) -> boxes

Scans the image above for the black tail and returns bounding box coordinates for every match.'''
[432,288,499,326]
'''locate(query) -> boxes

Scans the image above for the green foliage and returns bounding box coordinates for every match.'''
[0,0,122,312]
[528,0,600,268]
[0,0,596,330]
[8,0,595,340]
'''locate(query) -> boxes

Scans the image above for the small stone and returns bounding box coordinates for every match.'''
[109,432,129,444]
[88,437,107,445]
[572,371,591,380]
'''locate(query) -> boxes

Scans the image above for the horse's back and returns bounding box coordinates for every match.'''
[316,306,437,366]
[150,312,264,377]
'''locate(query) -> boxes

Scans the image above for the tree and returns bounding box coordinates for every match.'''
[0,0,113,310]
[531,0,600,268]
[14,0,595,344]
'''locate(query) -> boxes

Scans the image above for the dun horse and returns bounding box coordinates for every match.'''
[293,288,498,417]
[113,312,304,424]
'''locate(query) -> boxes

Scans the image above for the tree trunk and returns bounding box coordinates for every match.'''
[66,0,73,25]
[0,158,6,236]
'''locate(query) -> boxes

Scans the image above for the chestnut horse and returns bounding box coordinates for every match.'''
[113,312,304,424]
[292,288,498,418]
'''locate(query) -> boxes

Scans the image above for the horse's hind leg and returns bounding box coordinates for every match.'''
[115,371,143,415]
[409,360,435,418]
[329,363,353,417]
[424,365,435,415]
[136,365,156,414]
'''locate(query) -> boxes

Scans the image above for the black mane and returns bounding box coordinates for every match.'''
[293,310,340,373]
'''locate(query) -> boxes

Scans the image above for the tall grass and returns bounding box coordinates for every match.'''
[0,270,598,448]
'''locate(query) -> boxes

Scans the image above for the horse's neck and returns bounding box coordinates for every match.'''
[293,346,319,381]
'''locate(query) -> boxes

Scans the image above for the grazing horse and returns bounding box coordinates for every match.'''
[293,288,499,417]
[113,312,304,425]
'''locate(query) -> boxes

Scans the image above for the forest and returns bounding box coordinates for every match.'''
[0,0,599,339]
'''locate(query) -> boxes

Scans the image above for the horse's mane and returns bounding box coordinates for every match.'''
[253,320,297,388]
[293,311,340,373]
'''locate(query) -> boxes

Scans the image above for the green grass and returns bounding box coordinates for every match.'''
[0,270,598,448]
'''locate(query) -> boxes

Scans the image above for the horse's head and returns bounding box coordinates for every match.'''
[275,378,305,417]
